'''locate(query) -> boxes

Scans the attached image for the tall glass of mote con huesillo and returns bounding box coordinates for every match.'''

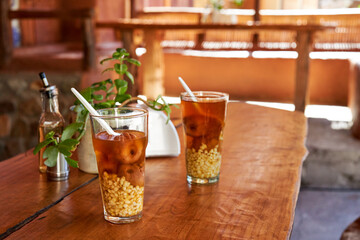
[90,107,148,224]
[181,91,229,184]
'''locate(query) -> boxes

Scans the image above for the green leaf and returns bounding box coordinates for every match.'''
[125,58,141,66]
[33,138,53,155]
[80,87,93,102]
[234,0,244,6]
[114,63,128,74]
[119,64,128,74]
[94,101,113,109]
[43,146,59,167]
[116,48,126,53]
[106,92,116,99]
[101,67,114,74]
[58,138,79,157]
[93,85,106,91]
[114,79,127,88]
[76,109,88,123]
[60,139,80,151]
[115,94,131,103]
[106,85,114,94]
[58,146,72,157]
[116,48,130,57]
[100,57,114,65]
[114,79,128,95]
[93,79,111,88]
[45,131,55,139]
[91,81,102,87]
[65,157,79,168]
[112,52,121,59]
[61,122,83,141]
[164,106,171,124]
[125,71,134,84]
[104,79,113,84]
[114,63,120,74]
[93,94,104,101]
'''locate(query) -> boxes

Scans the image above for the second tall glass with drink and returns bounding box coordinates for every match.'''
[181,91,229,184]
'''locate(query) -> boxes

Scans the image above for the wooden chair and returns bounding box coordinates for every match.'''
[0,0,96,70]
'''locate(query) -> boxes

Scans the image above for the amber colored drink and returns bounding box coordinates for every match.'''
[92,129,147,220]
[181,91,228,184]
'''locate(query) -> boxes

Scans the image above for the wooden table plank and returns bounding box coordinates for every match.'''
[0,150,97,237]
[5,103,307,239]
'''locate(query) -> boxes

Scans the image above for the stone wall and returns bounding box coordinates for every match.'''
[302,118,360,189]
[0,71,81,161]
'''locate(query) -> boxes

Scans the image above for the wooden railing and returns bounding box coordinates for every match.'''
[96,18,334,112]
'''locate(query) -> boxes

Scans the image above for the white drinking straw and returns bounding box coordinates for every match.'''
[71,88,120,136]
[178,77,197,102]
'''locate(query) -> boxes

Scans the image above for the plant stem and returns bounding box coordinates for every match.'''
[118,97,163,111]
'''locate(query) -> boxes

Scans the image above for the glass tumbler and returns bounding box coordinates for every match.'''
[181,91,229,184]
[90,107,148,224]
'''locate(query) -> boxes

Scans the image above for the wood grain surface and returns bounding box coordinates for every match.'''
[4,103,307,239]
[0,150,97,237]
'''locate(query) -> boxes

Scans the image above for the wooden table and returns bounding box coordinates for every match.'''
[0,102,307,239]
[96,19,334,112]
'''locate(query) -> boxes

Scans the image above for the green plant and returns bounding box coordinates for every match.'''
[210,0,224,10]
[34,48,177,168]
[33,123,82,168]
[233,0,244,7]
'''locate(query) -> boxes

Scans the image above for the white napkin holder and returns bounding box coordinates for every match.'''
[146,108,181,157]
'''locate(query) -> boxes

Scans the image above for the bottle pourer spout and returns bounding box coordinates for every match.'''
[39,72,49,88]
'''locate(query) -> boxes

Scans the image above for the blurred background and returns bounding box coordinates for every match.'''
[0,1,360,238]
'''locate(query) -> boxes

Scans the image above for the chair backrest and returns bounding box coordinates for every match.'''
[0,1,96,69]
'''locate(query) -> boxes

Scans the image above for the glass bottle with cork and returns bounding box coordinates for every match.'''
[38,72,65,173]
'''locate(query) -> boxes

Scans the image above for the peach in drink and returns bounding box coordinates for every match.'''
[92,130,147,218]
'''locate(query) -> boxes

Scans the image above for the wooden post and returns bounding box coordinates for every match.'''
[142,29,165,99]
[122,30,139,96]
[294,30,312,112]
[251,0,260,51]
[195,32,205,50]
[0,0,12,67]
[195,12,205,50]
[130,0,142,18]
[82,11,96,70]
[349,60,360,139]
[124,0,131,19]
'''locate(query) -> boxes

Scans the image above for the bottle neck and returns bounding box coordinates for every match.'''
[41,93,60,113]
